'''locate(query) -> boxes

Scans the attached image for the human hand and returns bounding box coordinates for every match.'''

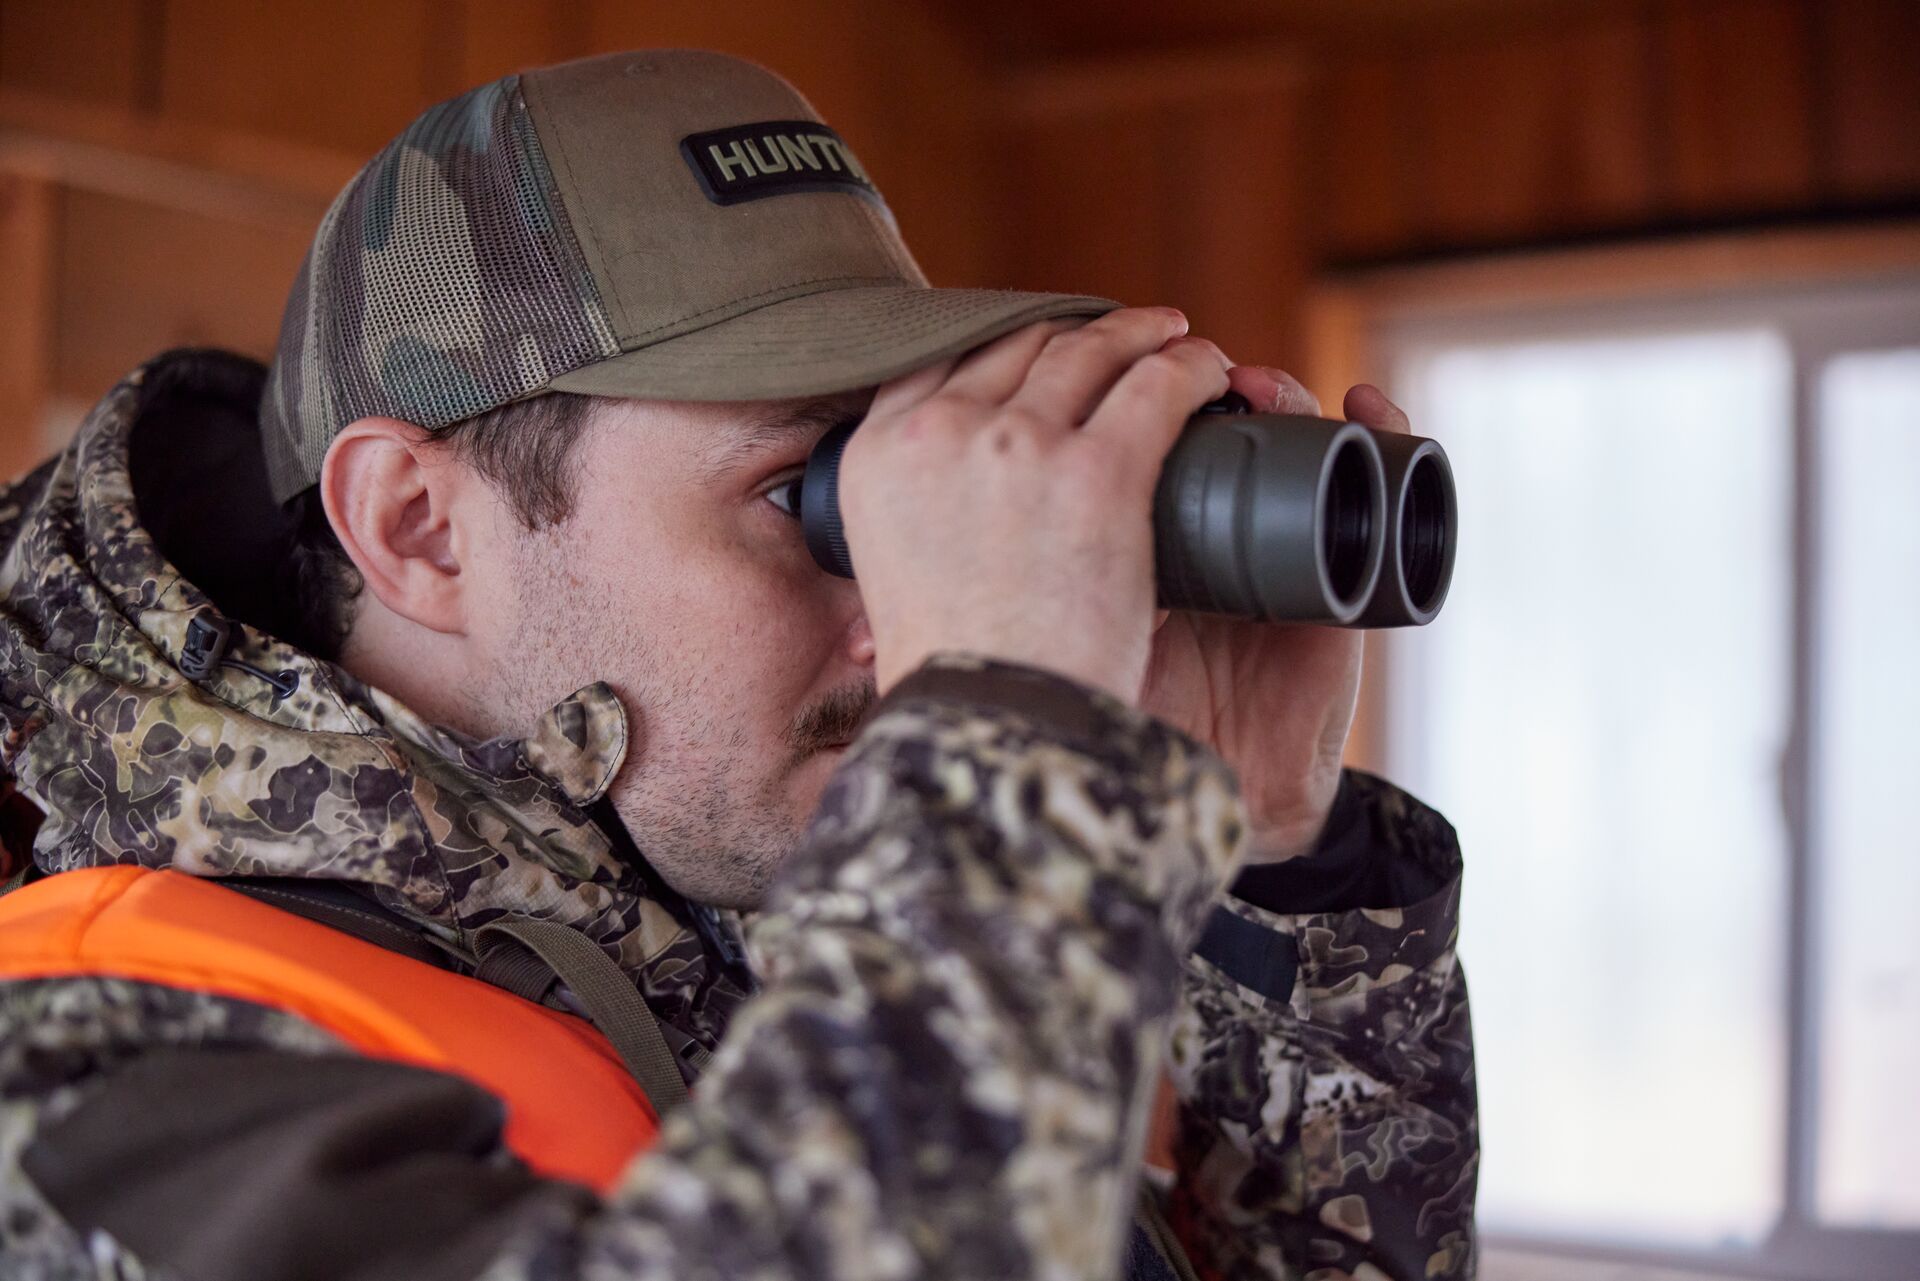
[1140,376,1413,862]
[838,307,1230,702]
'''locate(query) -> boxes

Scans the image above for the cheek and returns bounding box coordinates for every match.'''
[705,558,845,675]
[566,466,846,718]
[622,535,846,699]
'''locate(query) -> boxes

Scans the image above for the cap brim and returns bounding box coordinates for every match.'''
[546,285,1120,401]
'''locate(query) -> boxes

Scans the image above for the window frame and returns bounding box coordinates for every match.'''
[1305,223,1920,1281]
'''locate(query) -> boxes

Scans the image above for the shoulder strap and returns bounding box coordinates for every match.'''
[473,919,691,1118]
[212,877,694,1120]
[0,866,663,1191]
[1131,1182,1203,1281]
[0,862,32,898]
[218,878,455,970]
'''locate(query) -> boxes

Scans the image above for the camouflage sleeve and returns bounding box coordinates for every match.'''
[2,657,1246,1281]
[488,654,1247,1280]
[1164,770,1479,1281]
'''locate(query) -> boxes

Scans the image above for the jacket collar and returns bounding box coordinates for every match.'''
[0,350,752,1048]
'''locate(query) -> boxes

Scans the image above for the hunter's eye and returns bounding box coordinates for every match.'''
[764,476,805,520]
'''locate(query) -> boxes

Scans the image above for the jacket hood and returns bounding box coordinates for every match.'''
[0,349,751,1049]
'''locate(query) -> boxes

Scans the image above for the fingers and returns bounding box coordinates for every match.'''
[866,354,960,421]
[1225,364,1282,410]
[1212,368,1411,436]
[1343,382,1411,434]
[867,307,1191,441]
[1080,334,1231,475]
[940,317,1084,404]
[1005,307,1192,424]
[1272,369,1322,417]
[1227,365,1322,417]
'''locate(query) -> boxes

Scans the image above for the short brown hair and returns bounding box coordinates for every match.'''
[285,392,605,659]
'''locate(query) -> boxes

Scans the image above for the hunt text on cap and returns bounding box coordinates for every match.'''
[680,120,882,207]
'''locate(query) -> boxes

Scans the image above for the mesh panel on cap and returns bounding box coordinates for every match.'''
[261,75,618,500]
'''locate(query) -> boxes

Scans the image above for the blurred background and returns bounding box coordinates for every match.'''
[1,2,1914,1278]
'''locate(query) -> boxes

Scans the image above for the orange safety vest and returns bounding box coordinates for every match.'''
[0,865,659,1192]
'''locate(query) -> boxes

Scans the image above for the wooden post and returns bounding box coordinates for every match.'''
[0,171,56,481]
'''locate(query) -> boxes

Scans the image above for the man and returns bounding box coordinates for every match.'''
[0,50,1476,1281]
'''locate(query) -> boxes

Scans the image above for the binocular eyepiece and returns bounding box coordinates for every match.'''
[800,392,1457,627]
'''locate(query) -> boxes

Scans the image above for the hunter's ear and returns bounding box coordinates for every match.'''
[319,418,469,635]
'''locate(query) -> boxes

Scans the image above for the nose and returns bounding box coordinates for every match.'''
[845,610,875,668]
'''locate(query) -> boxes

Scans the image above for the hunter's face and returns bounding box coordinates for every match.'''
[489,391,877,910]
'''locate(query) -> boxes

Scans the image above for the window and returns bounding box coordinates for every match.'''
[1812,349,1920,1234]
[1377,278,1920,1280]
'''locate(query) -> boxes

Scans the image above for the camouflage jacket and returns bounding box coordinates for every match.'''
[0,351,1476,1280]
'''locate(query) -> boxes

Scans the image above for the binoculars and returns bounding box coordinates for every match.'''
[800,392,1457,627]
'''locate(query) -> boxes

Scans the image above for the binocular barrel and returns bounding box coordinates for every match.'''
[800,395,1457,628]
[1352,429,1458,628]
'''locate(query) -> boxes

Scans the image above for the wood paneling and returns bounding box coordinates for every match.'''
[0,171,54,477]
[1319,52,1416,261]
[454,0,590,88]
[1819,0,1920,200]
[0,86,352,225]
[0,0,1913,442]
[1317,0,1916,260]
[1000,102,1165,305]
[836,3,999,289]
[1660,0,1818,214]
[1329,9,1660,257]
[0,0,1913,779]
[1554,11,1660,225]
[1000,51,1309,361]
[934,0,1628,63]
[1416,32,1567,244]
[0,0,155,112]
[1173,84,1312,365]
[1308,222,1920,329]
[155,0,447,155]
[50,189,309,399]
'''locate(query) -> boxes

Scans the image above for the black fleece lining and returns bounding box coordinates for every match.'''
[1229,770,1446,916]
[126,349,307,643]
[22,1046,593,1281]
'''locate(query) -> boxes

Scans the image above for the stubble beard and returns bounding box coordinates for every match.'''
[500,534,874,911]
[611,671,876,910]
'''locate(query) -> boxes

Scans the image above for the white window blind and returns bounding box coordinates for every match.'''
[1812,348,1920,1232]
[1377,281,1920,1280]
[1389,330,1794,1245]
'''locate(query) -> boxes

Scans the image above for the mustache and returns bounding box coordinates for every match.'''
[785,679,877,756]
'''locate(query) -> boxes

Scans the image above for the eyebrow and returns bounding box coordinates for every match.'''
[690,395,868,483]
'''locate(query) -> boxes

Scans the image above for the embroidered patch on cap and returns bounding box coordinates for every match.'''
[680,120,883,207]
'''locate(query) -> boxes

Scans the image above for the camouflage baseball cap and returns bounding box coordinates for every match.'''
[260,49,1120,501]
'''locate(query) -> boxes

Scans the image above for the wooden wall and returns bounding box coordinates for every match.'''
[0,0,999,472]
[0,0,1002,281]
[989,0,1920,391]
[1321,0,1919,257]
[0,0,1914,776]
[2,0,1916,457]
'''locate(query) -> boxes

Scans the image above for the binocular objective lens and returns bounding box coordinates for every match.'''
[1401,454,1451,613]
[1323,438,1376,608]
